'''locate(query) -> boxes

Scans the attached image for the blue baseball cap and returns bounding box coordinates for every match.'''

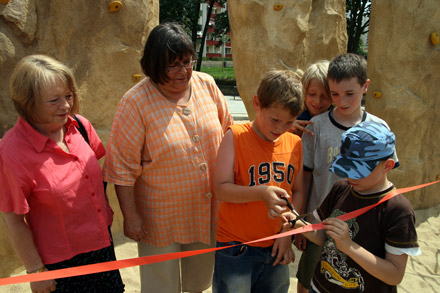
[329,121,396,179]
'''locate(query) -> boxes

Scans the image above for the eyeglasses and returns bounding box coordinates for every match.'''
[166,59,196,74]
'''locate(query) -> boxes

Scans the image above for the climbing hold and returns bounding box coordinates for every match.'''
[108,1,122,13]
[372,91,382,99]
[132,74,142,83]
[273,4,283,11]
[430,32,439,45]
[436,174,440,181]
[0,0,10,5]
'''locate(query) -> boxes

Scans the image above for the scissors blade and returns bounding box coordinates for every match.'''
[280,196,308,225]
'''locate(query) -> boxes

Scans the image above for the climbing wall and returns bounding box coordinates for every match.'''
[0,0,158,136]
[366,1,440,209]
[0,0,158,282]
[228,0,347,120]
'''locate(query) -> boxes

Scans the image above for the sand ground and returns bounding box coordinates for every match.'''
[3,204,438,292]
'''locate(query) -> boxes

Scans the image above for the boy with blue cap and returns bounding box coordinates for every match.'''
[296,53,400,293]
[289,121,421,292]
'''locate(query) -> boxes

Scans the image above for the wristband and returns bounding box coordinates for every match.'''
[26,265,46,274]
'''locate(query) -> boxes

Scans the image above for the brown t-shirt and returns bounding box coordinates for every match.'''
[312,180,418,293]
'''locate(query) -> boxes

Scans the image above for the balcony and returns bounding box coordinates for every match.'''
[206,53,222,59]
[206,40,220,46]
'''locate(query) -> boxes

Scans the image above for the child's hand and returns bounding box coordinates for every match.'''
[280,211,295,228]
[294,234,307,252]
[323,218,353,253]
[272,236,295,266]
[291,120,314,136]
[280,212,308,251]
[259,186,289,219]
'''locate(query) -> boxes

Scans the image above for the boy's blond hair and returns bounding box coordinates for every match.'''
[301,60,331,102]
[256,70,304,117]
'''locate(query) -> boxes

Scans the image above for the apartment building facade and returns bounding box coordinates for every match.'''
[197,2,232,59]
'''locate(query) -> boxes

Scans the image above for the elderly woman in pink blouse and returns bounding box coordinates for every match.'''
[0,55,124,293]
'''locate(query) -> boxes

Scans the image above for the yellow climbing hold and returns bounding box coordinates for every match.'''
[0,0,10,5]
[273,4,283,11]
[132,74,142,83]
[430,32,439,45]
[373,91,382,99]
[109,1,122,13]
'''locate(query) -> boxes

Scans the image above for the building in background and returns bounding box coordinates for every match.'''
[360,29,368,54]
[197,2,232,59]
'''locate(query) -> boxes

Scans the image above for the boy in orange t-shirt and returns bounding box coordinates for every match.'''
[213,70,305,292]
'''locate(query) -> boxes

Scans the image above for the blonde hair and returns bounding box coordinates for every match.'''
[10,54,79,124]
[256,70,304,117]
[301,60,331,102]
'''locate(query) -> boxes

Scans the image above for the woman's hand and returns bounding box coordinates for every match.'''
[123,212,147,242]
[30,279,56,293]
[290,120,314,136]
[114,185,147,242]
[2,213,56,292]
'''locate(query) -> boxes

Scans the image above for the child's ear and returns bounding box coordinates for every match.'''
[383,158,395,173]
[253,95,260,111]
[362,79,370,93]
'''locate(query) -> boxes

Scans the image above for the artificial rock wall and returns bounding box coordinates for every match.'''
[0,0,158,281]
[366,1,440,209]
[0,0,158,136]
[228,0,347,120]
[0,0,439,285]
[228,0,440,209]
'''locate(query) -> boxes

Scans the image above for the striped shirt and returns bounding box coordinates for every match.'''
[103,71,233,247]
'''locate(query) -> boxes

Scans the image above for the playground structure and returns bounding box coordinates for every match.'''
[0,0,439,287]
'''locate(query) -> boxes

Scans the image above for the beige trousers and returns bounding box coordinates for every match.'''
[138,238,215,293]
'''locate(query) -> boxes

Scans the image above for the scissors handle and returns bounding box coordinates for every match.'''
[280,195,294,211]
[280,196,308,225]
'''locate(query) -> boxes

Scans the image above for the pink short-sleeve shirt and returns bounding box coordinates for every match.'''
[0,116,113,264]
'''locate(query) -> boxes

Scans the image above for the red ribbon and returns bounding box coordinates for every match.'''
[0,180,438,286]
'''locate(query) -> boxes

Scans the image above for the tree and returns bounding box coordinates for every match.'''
[346,0,371,55]
[159,0,201,50]
[160,0,229,70]
[212,0,229,47]
[195,0,228,70]
[196,0,215,70]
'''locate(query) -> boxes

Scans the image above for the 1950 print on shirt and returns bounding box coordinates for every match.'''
[248,162,295,186]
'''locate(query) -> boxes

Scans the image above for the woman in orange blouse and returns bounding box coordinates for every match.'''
[103,23,233,293]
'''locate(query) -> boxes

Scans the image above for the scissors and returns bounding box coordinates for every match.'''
[280,196,308,226]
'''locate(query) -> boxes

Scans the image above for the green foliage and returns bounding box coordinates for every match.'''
[196,0,216,70]
[200,66,235,80]
[357,38,368,56]
[160,1,371,56]
[202,57,233,61]
[212,0,230,47]
[159,0,201,46]
[159,0,195,30]
[346,0,371,54]
[159,0,231,69]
